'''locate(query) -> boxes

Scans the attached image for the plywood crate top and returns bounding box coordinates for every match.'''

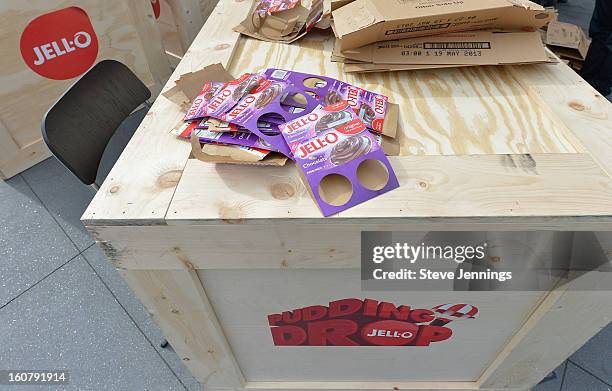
[82,0,612,228]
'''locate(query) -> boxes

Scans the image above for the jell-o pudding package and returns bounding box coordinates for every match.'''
[265,68,399,138]
[253,0,301,14]
[205,73,264,118]
[173,121,279,152]
[212,75,319,157]
[183,81,226,121]
[281,101,399,216]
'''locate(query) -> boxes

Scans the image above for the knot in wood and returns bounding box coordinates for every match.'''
[568,101,586,111]
[157,170,182,189]
[271,182,296,200]
[417,181,429,190]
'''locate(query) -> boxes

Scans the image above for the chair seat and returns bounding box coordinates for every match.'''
[95,107,149,187]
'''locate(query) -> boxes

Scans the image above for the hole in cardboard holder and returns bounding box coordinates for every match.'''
[257,113,285,136]
[305,91,320,101]
[280,92,308,114]
[357,159,389,191]
[318,174,353,207]
[303,77,327,89]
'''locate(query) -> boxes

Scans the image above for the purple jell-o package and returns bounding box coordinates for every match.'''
[264,68,389,134]
[184,81,226,121]
[173,121,277,152]
[193,128,278,152]
[215,76,319,157]
[281,101,399,216]
[205,73,264,118]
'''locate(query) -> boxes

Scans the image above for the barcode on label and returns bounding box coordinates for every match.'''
[270,69,289,79]
[423,42,492,49]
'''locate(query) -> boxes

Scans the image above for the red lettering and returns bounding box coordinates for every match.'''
[413,325,452,346]
[409,309,435,323]
[281,310,301,324]
[378,302,411,321]
[374,95,386,115]
[268,313,282,326]
[271,325,307,346]
[307,319,359,346]
[346,86,360,108]
[302,305,327,322]
[328,298,362,318]
[362,298,378,317]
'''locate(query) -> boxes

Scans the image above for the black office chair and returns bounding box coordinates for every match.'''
[41,60,170,349]
[42,59,151,189]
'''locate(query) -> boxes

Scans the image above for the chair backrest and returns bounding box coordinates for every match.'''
[41,60,151,185]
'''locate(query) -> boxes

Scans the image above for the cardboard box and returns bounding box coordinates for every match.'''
[331,0,354,10]
[334,30,550,71]
[332,0,554,51]
[546,21,590,61]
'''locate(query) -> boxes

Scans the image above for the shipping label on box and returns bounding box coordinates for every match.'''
[337,30,549,66]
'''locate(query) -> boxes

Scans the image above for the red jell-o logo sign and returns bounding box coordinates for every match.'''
[361,320,419,346]
[20,7,99,80]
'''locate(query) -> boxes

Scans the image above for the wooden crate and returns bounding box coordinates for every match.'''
[0,0,172,179]
[154,0,220,67]
[83,1,612,390]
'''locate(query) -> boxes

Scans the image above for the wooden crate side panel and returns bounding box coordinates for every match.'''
[166,0,204,53]
[0,0,170,178]
[197,268,547,382]
[121,268,245,389]
[0,139,50,180]
[479,268,612,389]
[126,0,172,95]
[91,225,611,390]
[88,226,612,271]
[165,154,612,222]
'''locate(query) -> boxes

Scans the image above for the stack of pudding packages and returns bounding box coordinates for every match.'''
[172,65,400,216]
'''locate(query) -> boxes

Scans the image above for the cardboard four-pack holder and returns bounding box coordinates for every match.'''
[333,30,551,73]
[332,0,554,51]
[280,101,399,216]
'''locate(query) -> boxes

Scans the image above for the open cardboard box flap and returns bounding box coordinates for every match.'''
[546,20,591,60]
[162,63,234,103]
[332,0,554,51]
[234,0,324,43]
[335,30,550,67]
[191,132,288,166]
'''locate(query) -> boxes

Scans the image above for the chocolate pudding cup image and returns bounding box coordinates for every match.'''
[323,90,343,106]
[202,87,219,102]
[358,102,376,124]
[233,77,260,100]
[314,111,353,133]
[255,83,283,108]
[330,135,372,166]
